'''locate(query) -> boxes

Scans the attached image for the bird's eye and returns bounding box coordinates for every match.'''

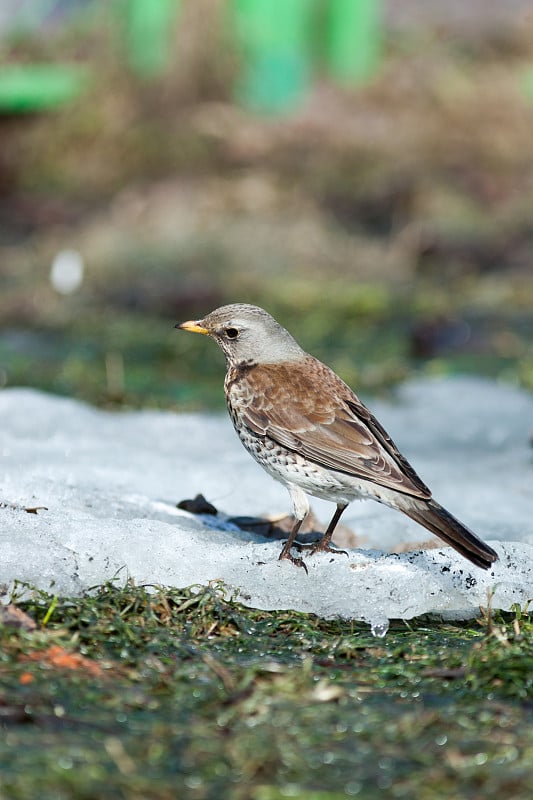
[225,327,240,339]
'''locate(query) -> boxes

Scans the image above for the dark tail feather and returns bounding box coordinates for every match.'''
[402,499,498,570]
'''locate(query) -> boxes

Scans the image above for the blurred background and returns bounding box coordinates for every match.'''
[1,0,533,410]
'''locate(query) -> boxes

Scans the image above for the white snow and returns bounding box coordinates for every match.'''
[1,376,533,632]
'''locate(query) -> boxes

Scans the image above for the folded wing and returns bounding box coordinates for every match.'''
[232,357,432,500]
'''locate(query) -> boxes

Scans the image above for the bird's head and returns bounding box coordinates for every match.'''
[176,303,304,367]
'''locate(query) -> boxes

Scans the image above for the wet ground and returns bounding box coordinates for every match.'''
[2,585,533,799]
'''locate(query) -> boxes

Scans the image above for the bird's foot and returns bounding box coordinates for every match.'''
[278,546,309,573]
[299,540,349,558]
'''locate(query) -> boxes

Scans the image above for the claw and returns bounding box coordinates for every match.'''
[311,542,349,558]
[278,547,309,573]
[299,540,349,557]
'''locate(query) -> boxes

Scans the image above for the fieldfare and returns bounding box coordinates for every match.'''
[177,304,498,571]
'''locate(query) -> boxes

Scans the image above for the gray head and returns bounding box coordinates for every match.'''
[176,303,304,367]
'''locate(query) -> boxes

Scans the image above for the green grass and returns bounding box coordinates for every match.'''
[2,283,533,411]
[1,582,533,798]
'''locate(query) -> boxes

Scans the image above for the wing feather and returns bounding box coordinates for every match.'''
[228,357,431,499]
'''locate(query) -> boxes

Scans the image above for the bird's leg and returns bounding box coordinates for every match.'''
[308,503,349,556]
[278,518,308,572]
[278,485,309,571]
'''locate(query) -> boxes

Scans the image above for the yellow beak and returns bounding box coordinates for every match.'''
[175,320,209,335]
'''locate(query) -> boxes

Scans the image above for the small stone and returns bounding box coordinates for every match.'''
[177,494,218,515]
[0,605,37,631]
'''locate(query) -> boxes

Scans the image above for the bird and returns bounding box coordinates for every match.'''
[176,304,498,571]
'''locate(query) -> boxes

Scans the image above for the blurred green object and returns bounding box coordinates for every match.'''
[520,66,533,100]
[125,0,182,77]
[0,64,88,113]
[325,0,382,84]
[233,0,316,114]
[233,0,382,114]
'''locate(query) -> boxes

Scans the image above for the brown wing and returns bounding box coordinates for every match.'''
[229,357,431,499]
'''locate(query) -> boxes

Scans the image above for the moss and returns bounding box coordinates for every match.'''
[1,583,533,797]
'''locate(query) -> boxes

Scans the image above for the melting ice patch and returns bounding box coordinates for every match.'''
[1,377,533,631]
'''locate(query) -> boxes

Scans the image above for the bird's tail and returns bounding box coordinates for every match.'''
[401,498,498,570]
